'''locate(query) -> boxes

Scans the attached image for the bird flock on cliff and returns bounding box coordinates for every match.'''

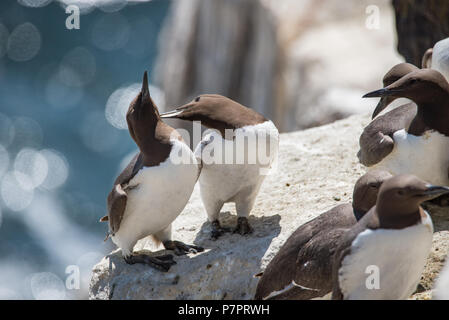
[99,37,449,300]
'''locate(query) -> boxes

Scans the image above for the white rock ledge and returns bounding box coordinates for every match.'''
[89,114,449,300]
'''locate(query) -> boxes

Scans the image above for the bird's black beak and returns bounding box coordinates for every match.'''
[421,185,449,199]
[141,71,150,101]
[371,96,390,119]
[363,88,397,98]
[159,108,184,118]
[364,88,403,119]
[160,102,192,119]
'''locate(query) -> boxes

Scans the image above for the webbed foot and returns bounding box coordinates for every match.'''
[233,217,253,235]
[163,240,204,256]
[124,253,176,272]
[210,220,231,240]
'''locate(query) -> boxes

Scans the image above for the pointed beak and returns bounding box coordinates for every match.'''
[422,185,449,199]
[363,88,395,98]
[141,71,150,100]
[159,109,184,118]
[371,96,390,119]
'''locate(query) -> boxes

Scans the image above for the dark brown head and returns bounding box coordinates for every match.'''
[375,174,449,229]
[160,94,266,135]
[352,170,392,214]
[371,63,418,119]
[364,69,449,131]
[126,71,161,148]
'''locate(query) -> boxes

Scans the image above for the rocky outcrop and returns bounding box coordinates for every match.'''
[153,0,402,132]
[89,114,449,300]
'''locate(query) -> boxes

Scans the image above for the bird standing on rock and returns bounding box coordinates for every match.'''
[100,72,203,272]
[332,175,448,300]
[254,170,392,300]
[160,95,279,239]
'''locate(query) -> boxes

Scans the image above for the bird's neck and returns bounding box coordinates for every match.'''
[410,95,449,136]
[376,207,422,230]
[135,121,174,167]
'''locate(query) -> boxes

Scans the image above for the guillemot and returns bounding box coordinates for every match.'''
[362,69,449,186]
[160,94,279,239]
[100,72,203,271]
[332,174,449,299]
[254,170,392,300]
[358,63,419,166]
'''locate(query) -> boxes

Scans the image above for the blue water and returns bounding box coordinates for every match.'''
[0,0,170,299]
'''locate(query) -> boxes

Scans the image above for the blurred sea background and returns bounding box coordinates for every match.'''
[0,0,403,299]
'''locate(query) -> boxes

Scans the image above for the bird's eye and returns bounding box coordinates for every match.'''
[368,183,379,189]
[195,96,201,102]
[397,190,405,196]
[409,79,417,85]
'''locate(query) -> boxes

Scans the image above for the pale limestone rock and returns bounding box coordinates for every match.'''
[89,114,449,299]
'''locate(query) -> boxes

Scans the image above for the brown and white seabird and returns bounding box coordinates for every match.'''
[332,174,449,299]
[100,72,203,271]
[362,68,449,185]
[254,170,392,300]
[358,63,419,167]
[160,94,279,239]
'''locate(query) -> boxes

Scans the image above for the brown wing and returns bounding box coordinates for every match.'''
[331,209,380,299]
[254,204,356,300]
[106,184,128,235]
[101,152,144,235]
[292,227,351,298]
[358,103,417,166]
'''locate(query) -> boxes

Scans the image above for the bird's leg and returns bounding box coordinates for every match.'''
[124,253,176,272]
[210,220,232,240]
[233,217,253,235]
[163,240,204,256]
[234,200,255,235]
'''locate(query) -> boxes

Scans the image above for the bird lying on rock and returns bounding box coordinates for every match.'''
[254,170,392,300]
[332,174,448,299]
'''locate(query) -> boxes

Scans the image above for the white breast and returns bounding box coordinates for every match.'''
[431,37,449,82]
[434,259,449,299]
[338,212,433,300]
[195,120,279,203]
[372,129,449,185]
[111,140,199,254]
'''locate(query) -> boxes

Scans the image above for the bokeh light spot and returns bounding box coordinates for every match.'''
[58,0,95,14]
[105,82,165,130]
[91,13,130,51]
[10,117,43,151]
[30,272,66,300]
[7,22,41,62]
[14,148,49,189]
[1,171,34,212]
[95,0,127,13]
[45,72,84,110]
[18,0,52,8]
[0,144,10,180]
[59,46,96,87]
[0,113,15,147]
[40,149,69,190]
